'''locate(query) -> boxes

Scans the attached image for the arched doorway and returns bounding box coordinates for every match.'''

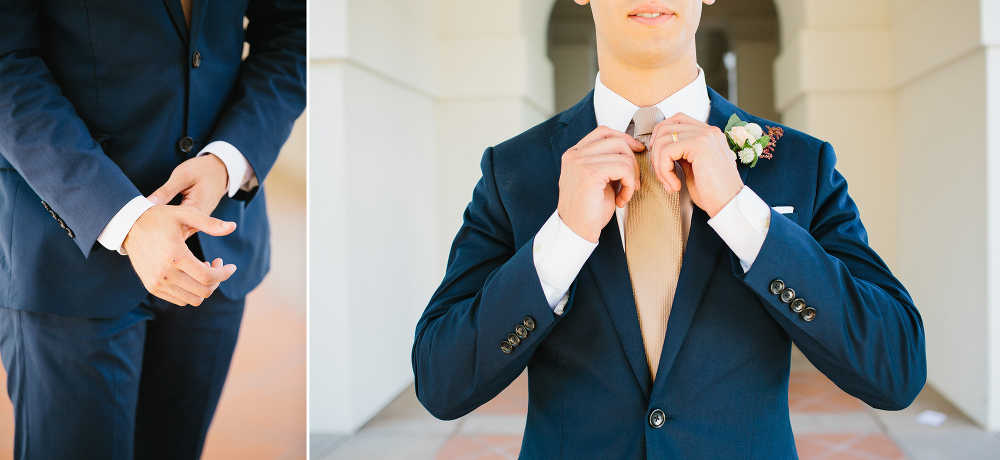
[545,0,780,121]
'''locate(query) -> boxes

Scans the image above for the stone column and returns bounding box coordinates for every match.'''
[433,0,557,266]
[773,0,897,265]
[309,0,441,433]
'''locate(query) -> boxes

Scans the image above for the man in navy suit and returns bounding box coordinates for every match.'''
[413,0,926,458]
[0,1,305,458]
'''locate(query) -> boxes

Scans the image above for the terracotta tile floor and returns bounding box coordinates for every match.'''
[315,347,1000,460]
[0,182,306,459]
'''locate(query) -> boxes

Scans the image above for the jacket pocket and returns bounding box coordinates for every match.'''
[92,133,112,156]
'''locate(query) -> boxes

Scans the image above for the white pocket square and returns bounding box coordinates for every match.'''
[772,206,794,214]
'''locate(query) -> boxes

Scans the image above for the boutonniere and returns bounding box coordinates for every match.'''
[724,114,784,168]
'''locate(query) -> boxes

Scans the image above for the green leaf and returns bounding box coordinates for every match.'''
[736,121,748,128]
[756,136,770,147]
[750,155,759,168]
[725,114,742,132]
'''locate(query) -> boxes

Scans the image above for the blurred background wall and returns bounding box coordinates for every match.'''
[310,0,1000,434]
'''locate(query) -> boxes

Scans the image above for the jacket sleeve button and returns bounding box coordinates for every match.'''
[779,288,795,304]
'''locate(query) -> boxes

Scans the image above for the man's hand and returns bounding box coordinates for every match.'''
[149,154,229,217]
[122,205,238,306]
[557,126,645,243]
[649,113,744,217]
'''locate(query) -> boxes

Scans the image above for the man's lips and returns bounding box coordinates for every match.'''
[628,4,675,25]
[628,12,674,25]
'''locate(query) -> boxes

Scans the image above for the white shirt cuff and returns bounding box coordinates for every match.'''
[532,210,599,314]
[197,141,257,197]
[707,186,771,272]
[96,196,156,255]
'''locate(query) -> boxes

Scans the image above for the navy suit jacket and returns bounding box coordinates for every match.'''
[413,89,927,459]
[0,0,306,317]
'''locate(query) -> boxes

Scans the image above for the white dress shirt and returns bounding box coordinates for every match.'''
[95,141,256,254]
[533,69,772,314]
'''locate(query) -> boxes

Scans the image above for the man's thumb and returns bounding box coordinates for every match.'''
[150,175,185,205]
[181,208,236,237]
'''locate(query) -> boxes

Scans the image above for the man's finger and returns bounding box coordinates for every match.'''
[651,146,683,193]
[153,289,190,307]
[149,171,191,205]
[581,137,640,160]
[179,207,237,237]
[651,121,700,146]
[659,112,711,129]
[160,279,208,307]
[576,126,645,152]
[651,151,677,193]
[207,258,226,292]
[615,154,640,207]
[169,268,218,300]
[177,252,236,286]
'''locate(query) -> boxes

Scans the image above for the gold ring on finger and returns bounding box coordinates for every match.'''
[672,132,679,143]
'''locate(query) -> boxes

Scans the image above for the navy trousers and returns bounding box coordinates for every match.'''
[0,292,245,459]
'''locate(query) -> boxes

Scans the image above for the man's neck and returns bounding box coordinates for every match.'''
[597,53,700,108]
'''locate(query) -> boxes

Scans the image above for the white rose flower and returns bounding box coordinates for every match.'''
[728,126,753,147]
[746,123,763,139]
[738,148,756,164]
[753,143,763,155]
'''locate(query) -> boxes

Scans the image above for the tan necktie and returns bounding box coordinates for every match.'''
[625,106,683,381]
[180,0,193,28]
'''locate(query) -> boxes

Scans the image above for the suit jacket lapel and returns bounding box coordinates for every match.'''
[162,0,190,44]
[550,93,654,398]
[549,91,596,174]
[651,87,751,393]
[586,220,654,398]
[189,0,210,51]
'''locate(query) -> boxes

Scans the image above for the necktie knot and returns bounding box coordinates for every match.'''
[632,107,665,139]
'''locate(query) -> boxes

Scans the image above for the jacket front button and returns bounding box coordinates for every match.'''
[178,136,194,153]
[192,51,202,68]
[649,409,665,428]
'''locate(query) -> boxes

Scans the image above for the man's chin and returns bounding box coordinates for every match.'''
[621,47,686,70]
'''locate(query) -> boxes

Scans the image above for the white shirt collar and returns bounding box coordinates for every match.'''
[593,67,711,133]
